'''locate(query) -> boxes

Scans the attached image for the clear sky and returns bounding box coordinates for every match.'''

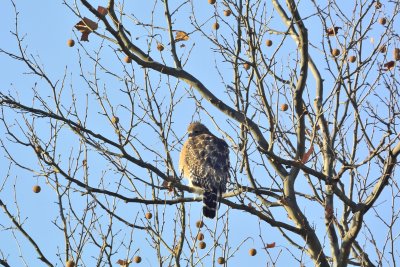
[1,0,399,266]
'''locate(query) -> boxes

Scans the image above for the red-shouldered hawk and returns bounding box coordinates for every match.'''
[179,122,230,218]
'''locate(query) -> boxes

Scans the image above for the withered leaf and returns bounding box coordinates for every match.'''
[116,259,130,267]
[162,180,174,193]
[382,61,395,71]
[326,26,341,36]
[75,17,98,41]
[266,242,276,249]
[301,146,314,164]
[175,31,189,42]
[97,6,108,16]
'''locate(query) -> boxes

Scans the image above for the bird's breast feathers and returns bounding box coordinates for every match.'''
[180,133,229,180]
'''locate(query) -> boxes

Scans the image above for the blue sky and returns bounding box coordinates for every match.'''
[1,0,400,266]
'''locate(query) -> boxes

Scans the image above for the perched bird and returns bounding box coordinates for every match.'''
[179,122,230,218]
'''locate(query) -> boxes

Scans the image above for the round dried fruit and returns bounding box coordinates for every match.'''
[32,185,41,193]
[67,39,75,47]
[212,22,220,30]
[111,116,119,124]
[34,146,42,154]
[280,103,289,111]
[224,10,232,16]
[348,55,356,63]
[217,257,225,264]
[196,220,204,228]
[157,43,164,51]
[133,256,142,263]
[198,241,206,249]
[331,48,340,57]
[249,248,257,256]
[197,232,204,241]
[124,56,132,63]
[379,45,387,53]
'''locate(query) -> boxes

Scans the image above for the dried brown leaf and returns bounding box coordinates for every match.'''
[382,61,395,71]
[75,17,98,41]
[175,31,189,42]
[301,146,314,164]
[116,259,130,267]
[266,242,276,249]
[97,6,108,16]
[326,26,341,36]
[162,180,174,193]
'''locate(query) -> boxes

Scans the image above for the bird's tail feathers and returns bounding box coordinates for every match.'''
[203,188,220,219]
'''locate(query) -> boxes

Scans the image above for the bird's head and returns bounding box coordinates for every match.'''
[187,122,210,137]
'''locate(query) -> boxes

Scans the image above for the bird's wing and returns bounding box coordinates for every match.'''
[184,134,230,190]
[179,140,189,178]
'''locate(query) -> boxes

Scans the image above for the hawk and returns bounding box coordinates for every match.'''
[179,122,230,218]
